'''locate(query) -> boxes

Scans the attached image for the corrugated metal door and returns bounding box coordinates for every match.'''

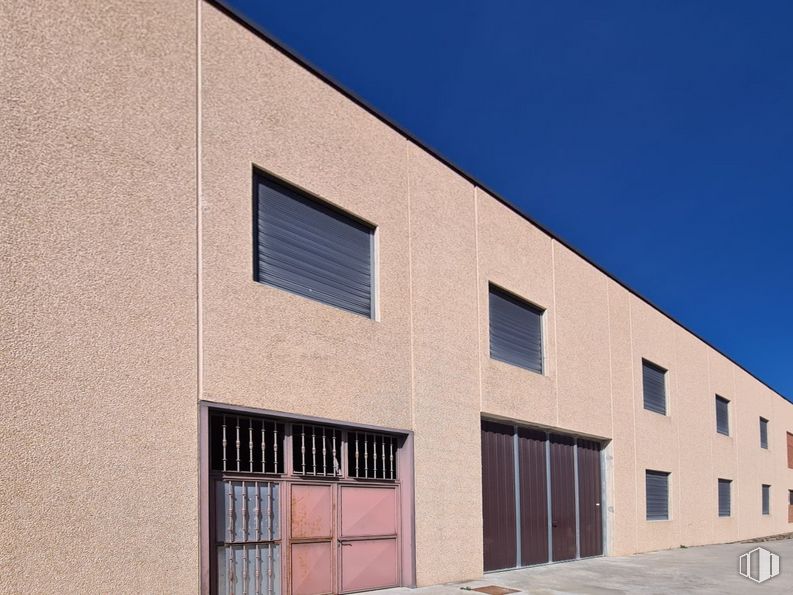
[481,421,517,571]
[576,440,602,558]
[517,428,548,566]
[549,434,576,561]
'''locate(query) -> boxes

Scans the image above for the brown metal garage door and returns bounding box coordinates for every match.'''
[577,439,603,558]
[481,421,517,572]
[481,420,603,571]
[518,428,549,566]
[549,434,576,561]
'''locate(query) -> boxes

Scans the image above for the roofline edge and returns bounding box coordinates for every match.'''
[203,0,792,406]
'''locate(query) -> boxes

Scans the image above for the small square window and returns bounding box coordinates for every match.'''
[488,284,544,374]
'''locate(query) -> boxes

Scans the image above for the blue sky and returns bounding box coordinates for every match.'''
[224,0,793,400]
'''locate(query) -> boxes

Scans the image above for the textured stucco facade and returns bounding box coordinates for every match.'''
[2,1,792,593]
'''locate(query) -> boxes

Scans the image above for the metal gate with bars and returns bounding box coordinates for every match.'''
[208,411,403,595]
[481,420,604,572]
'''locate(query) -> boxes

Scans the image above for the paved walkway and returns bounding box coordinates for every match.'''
[374,539,793,594]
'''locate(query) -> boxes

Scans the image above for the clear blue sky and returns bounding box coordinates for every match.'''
[223,0,793,400]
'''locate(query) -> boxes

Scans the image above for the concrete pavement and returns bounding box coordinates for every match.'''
[373,538,793,594]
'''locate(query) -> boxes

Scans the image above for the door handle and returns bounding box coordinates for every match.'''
[338,541,352,547]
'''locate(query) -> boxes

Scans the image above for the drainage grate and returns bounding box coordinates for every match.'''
[469,587,519,595]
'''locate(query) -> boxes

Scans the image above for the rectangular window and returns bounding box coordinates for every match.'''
[787,432,793,469]
[762,484,771,515]
[642,360,667,415]
[718,479,732,517]
[646,470,670,520]
[715,396,730,436]
[789,490,793,523]
[489,284,544,374]
[760,418,768,449]
[254,171,375,317]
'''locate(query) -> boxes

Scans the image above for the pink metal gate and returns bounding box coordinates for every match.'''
[288,482,399,595]
[206,410,408,595]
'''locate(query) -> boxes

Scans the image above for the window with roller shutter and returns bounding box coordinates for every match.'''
[718,479,732,517]
[489,284,544,374]
[253,170,375,318]
[642,360,667,415]
[715,396,729,436]
[646,470,670,520]
[787,432,793,469]
[762,484,770,516]
[760,418,769,449]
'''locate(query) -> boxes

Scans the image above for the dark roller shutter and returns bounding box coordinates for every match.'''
[762,485,770,515]
[255,173,373,317]
[715,396,730,436]
[718,479,731,517]
[760,418,768,449]
[642,360,667,415]
[489,285,543,373]
[645,470,669,520]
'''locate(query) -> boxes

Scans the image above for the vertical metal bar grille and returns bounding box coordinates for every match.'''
[291,423,343,476]
[347,431,397,480]
[210,413,284,475]
[215,480,281,595]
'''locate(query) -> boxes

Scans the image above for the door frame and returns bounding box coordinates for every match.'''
[200,401,416,594]
[284,479,401,595]
[480,417,609,572]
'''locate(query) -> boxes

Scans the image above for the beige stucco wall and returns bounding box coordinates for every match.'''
[200,2,413,431]
[3,0,793,592]
[0,1,199,593]
[407,145,483,584]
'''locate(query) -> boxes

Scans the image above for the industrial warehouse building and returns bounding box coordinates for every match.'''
[3,1,793,593]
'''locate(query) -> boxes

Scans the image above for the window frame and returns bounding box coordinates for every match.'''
[759,417,769,449]
[252,168,377,319]
[642,359,668,416]
[488,283,545,375]
[645,469,670,521]
[715,395,730,436]
[718,478,732,518]
[762,484,771,516]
